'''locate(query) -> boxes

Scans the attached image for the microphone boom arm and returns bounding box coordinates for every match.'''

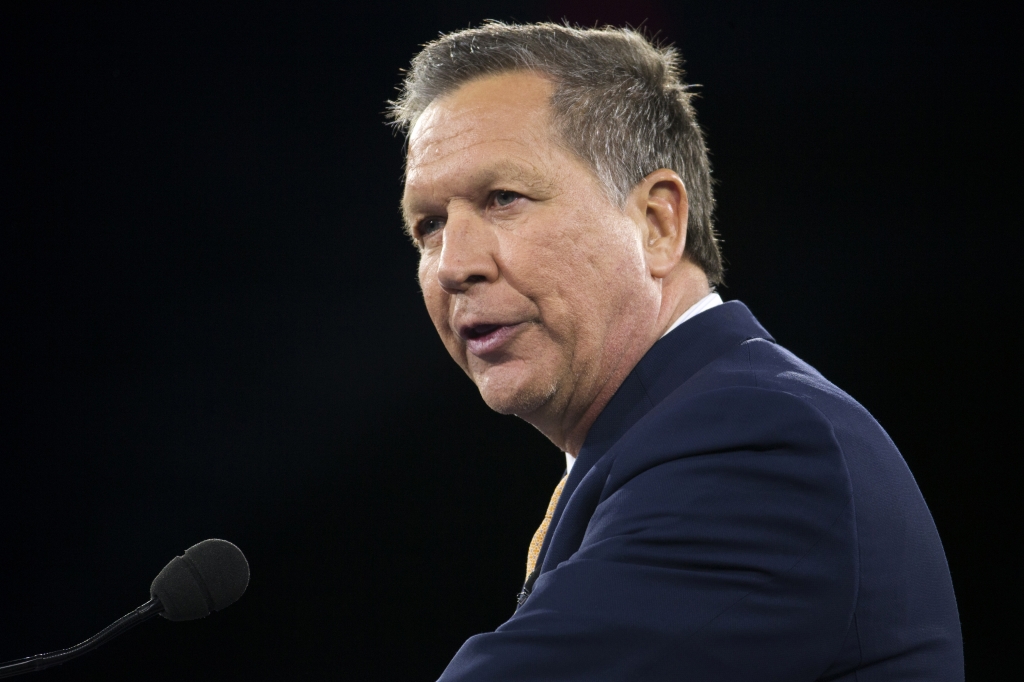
[0,598,163,678]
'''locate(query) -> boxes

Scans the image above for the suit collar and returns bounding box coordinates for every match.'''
[537,300,774,570]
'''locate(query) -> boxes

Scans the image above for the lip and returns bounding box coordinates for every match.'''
[459,322,523,356]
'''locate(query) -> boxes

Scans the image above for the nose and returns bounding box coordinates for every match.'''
[435,212,499,294]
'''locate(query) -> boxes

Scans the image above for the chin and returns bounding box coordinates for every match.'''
[476,372,556,418]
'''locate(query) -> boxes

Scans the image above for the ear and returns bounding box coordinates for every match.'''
[632,169,688,279]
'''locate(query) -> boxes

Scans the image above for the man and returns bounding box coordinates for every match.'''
[390,22,963,680]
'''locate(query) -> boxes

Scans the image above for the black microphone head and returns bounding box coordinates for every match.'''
[150,539,249,622]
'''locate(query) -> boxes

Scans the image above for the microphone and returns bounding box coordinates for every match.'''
[0,539,249,678]
[150,538,250,622]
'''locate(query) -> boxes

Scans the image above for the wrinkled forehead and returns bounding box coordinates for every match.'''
[404,72,559,178]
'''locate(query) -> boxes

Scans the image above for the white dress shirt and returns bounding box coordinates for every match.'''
[564,292,723,475]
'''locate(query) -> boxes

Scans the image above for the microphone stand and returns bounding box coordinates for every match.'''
[0,598,163,678]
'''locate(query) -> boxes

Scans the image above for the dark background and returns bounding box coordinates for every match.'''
[1,1,1018,679]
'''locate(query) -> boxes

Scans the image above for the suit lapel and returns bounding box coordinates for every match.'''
[533,301,774,575]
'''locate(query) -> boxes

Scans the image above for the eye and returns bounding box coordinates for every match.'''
[417,217,446,238]
[493,190,520,207]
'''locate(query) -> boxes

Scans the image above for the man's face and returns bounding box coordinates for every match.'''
[402,72,660,435]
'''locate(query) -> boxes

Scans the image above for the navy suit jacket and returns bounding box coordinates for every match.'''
[440,301,963,681]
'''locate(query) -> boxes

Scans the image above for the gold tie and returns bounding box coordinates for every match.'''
[525,476,567,580]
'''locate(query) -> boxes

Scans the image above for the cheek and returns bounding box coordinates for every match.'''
[531,218,644,305]
[418,262,442,320]
[546,233,649,346]
[419,262,462,348]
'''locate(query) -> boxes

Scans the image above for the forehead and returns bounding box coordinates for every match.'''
[402,72,564,204]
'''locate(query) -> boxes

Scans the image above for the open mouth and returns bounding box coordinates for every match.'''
[463,324,502,340]
[459,322,521,356]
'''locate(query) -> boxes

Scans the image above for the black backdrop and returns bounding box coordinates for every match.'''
[1,2,1018,679]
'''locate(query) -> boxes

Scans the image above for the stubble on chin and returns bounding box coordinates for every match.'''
[473,364,559,419]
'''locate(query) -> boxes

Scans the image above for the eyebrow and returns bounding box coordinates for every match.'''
[400,158,559,235]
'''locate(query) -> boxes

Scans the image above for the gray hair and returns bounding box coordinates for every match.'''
[388,21,724,286]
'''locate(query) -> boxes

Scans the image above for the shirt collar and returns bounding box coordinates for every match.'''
[659,291,723,339]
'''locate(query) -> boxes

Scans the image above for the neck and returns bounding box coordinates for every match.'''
[653,260,712,339]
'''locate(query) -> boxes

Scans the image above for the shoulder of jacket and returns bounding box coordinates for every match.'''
[603,384,845,484]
